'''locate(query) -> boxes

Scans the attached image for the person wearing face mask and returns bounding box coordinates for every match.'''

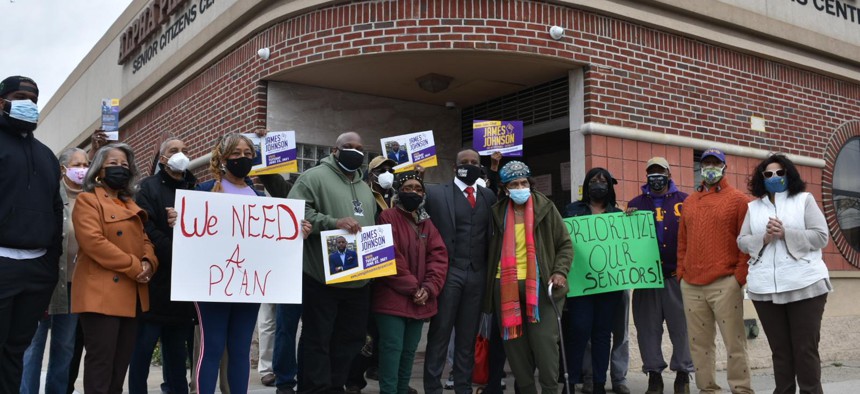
[193,133,312,394]
[626,157,693,394]
[0,76,65,392]
[368,155,397,215]
[19,148,88,394]
[738,154,830,394]
[287,132,376,393]
[371,171,448,394]
[127,137,197,394]
[481,161,571,394]
[422,148,497,394]
[561,167,627,394]
[71,143,159,394]
[677,148,753,394]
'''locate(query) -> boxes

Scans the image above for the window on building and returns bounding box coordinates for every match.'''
[295,143,378,174]
[833,137,860,252]
[693,149,703,186]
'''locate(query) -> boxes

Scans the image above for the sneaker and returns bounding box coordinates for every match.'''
[581,382,593,393]
[646,372,664,394]
[673,372,690,394]
[611,383,630,394]
[444,375,455,390]
[261,373,276,387]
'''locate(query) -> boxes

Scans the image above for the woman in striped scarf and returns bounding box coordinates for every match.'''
[483,161,573,394]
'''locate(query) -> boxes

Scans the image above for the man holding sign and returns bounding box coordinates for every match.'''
[288,132,377,393]
[627,157,693,394]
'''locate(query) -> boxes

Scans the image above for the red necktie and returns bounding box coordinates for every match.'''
[465,186,476,208]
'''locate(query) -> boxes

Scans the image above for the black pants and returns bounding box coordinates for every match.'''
[753,294,828,394]
[345,310,379,389]
[80,312,139,394]
[0,254,58,393]
[298,274,370,393]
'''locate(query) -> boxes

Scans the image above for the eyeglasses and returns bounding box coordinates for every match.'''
[762,169,786,178]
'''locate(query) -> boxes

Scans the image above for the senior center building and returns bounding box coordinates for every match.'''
[39,0,860,366]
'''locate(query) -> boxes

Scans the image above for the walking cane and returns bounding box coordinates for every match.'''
[548,283,571,394]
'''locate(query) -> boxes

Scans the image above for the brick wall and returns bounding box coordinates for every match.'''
[118,0,860,268]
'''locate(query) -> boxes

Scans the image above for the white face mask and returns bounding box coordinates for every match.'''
[376,171,394,190]
[475,178,487,188]
[166,152,190,172]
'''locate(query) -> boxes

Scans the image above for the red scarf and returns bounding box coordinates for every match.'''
[499,197,539,340]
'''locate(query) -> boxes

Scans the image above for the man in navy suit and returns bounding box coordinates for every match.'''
[329,236,358,274]
[387,141,408,164]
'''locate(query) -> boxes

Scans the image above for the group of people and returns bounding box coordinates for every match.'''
[0,73,833,394]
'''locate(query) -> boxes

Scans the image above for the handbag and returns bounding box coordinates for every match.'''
[472,313,492,384]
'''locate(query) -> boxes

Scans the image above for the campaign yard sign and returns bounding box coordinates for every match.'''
[565,211,664,297]
[320,224,397,285]
[243,131,298,175]
[472,120,523,156]
[380,130,437,172]
[171,190,305,304]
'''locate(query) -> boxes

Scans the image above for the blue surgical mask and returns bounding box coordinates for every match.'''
[509,188,531,205]
[4,99,39,123]
[764,176,788,194]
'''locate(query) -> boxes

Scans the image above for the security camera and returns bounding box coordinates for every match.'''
[257,48,270,61]
[549,26,564,40]
[445,101,457,109]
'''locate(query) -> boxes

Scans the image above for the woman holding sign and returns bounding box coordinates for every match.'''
[738,154,830,394]
[372,171,448,394]
[483,161,572,394]
[71,143,158,394]
[562,167,625,394]
[194,133,311,394]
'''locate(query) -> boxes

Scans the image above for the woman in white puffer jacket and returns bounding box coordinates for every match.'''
[737,154,830,394]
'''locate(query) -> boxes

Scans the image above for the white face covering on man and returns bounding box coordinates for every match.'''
[166,152,191,172]
[376,171,394,189]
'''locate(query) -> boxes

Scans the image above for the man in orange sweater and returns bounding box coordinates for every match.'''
[677,148,754,394]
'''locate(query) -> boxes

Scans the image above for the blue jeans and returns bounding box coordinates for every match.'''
[194,301,260,394]
[128,320,194,394]
[273,304,302,389]
[20,313,78,394]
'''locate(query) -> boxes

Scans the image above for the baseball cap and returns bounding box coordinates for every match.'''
[368,155,396,171]
[701,148,726,163]
[0,76,39,98]
[645,157,670,171]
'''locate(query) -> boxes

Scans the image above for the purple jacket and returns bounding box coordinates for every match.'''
[627,180,688,277]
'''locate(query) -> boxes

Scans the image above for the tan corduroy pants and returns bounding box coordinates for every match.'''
[681,275,754,394]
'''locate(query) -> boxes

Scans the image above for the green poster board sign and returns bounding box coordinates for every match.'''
[565,211,664,297]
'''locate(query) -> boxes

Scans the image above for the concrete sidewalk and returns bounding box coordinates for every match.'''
[105,356,859,393]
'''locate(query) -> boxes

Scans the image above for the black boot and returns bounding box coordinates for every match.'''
[645,372,663,394]
[673,372,690,394]
[592,382,606,394]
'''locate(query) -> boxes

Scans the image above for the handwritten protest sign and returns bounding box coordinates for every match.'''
[565,211,664,297]
[321,224,397,285]
[100,98,120,140]
[243,131,298,175]
[380,130,437,172]
[171,190,305,303]
[472,120,523,156]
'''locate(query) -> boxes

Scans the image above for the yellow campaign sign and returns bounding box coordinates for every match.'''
[321,225,397,285]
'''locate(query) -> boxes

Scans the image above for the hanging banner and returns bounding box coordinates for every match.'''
[380,130,437,172]
[242,131,298,175]
[100,98,120,140]
[565,211,664,297]
[171,190,305,303]
[472,120,523,156]
[321,224,397,285]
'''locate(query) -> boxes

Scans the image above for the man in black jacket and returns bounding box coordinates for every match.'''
[0,76,63,391]
[130,137,197,393]
[423,148,496,394]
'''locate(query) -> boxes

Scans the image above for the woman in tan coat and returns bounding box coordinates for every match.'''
[71,143,159,394]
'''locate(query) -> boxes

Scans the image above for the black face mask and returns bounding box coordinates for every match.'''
[588,183,609,200]
[398,191,424,212]
[647,174,669,192]
[455,164,481,186]
[336,149,365,172]
[102,166,131,190]
[225,157,253,178]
